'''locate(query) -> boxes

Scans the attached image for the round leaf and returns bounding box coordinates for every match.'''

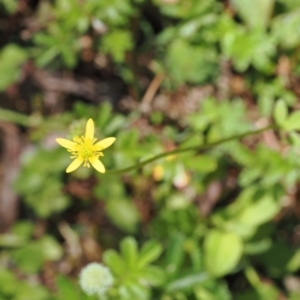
[204,229,243,277]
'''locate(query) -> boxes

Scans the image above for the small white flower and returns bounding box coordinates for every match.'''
[79,262,114,296]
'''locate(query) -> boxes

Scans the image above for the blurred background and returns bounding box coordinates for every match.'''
[1,0,300,299]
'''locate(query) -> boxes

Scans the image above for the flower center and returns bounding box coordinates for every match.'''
[80,141,93,158]
[73,136,94,159]
[69,136,104,168]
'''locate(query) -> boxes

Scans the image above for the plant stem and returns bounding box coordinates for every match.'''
[0,108,41,127]
[106,124,276,175]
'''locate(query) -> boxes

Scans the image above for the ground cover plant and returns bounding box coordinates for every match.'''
[1,0,300,299]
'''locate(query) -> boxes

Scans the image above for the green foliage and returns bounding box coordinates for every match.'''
[105,197,140,232]
[255,79,296,116]
[0,267,51,300]
[212,186,282,239]
[220,20,276,73]
[0,221,63,277]
[272,8,300,48]
[103,237,164,299]
[165,39,218,84]
[34,24,81,68]
[274,100,288,126]
[0,45,28,91]
[3,1,300,299]
[6,97,300,299]
[55,275,97,300]
[282,111,300,131]
[14,148,70,217]
[0,0,17,14]
[231,0,275,30]
[101,30,133,62]
[204,229,243,277]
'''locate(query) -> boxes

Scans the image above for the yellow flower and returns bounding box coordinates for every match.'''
[56,118,116,173]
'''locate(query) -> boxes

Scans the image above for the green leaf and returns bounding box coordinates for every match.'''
[273,99,288,126]
[125,283,150,300]
[257,282,279,299]
[103,250,127,276]
[105,198,140,233]
[138,240,163,268]
[165,272,208,292]
[138,266,166,286]
[287,249,300,273]
[101,30,133,62]
[14,282,50,300]
[120,237,139,268]
[0,233,26,247]
[244,238,272,255]
[39,236,63,261]
[213,187,282,239]
[166,39,218,84]
[12,221,34,240]
[0,0,18,14]
[167,194,191,210]
[97,102,113,129]
[0,269,17,296]
[185,238,203,271]
[259,242,294,277]
[104,115,126,135]
[194,279,231,300]
[231,0,274,30]
[35,47,59,68]
[283,111,300,131]
[204,229,243,277]
[237,191,281,227]
[288,132,300,147]
[221,187,281,226]
[184,155,217,173]
[164,233,185,275]
[12,242,44,274]
[56,275,80,300]
[0,44,27,91]
[272,9,300,49]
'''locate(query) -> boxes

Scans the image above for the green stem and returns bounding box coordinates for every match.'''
[106,124,276,175]
[0,108,41,127]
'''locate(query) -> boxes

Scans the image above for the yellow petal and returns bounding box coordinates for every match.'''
[88,157,105,173]
[56,138,76,150]
[94,137,116,150]
[85,118,94,141]
[66,158,83,173]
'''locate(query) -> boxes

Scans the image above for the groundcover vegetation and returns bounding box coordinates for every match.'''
[1,0,300,299]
